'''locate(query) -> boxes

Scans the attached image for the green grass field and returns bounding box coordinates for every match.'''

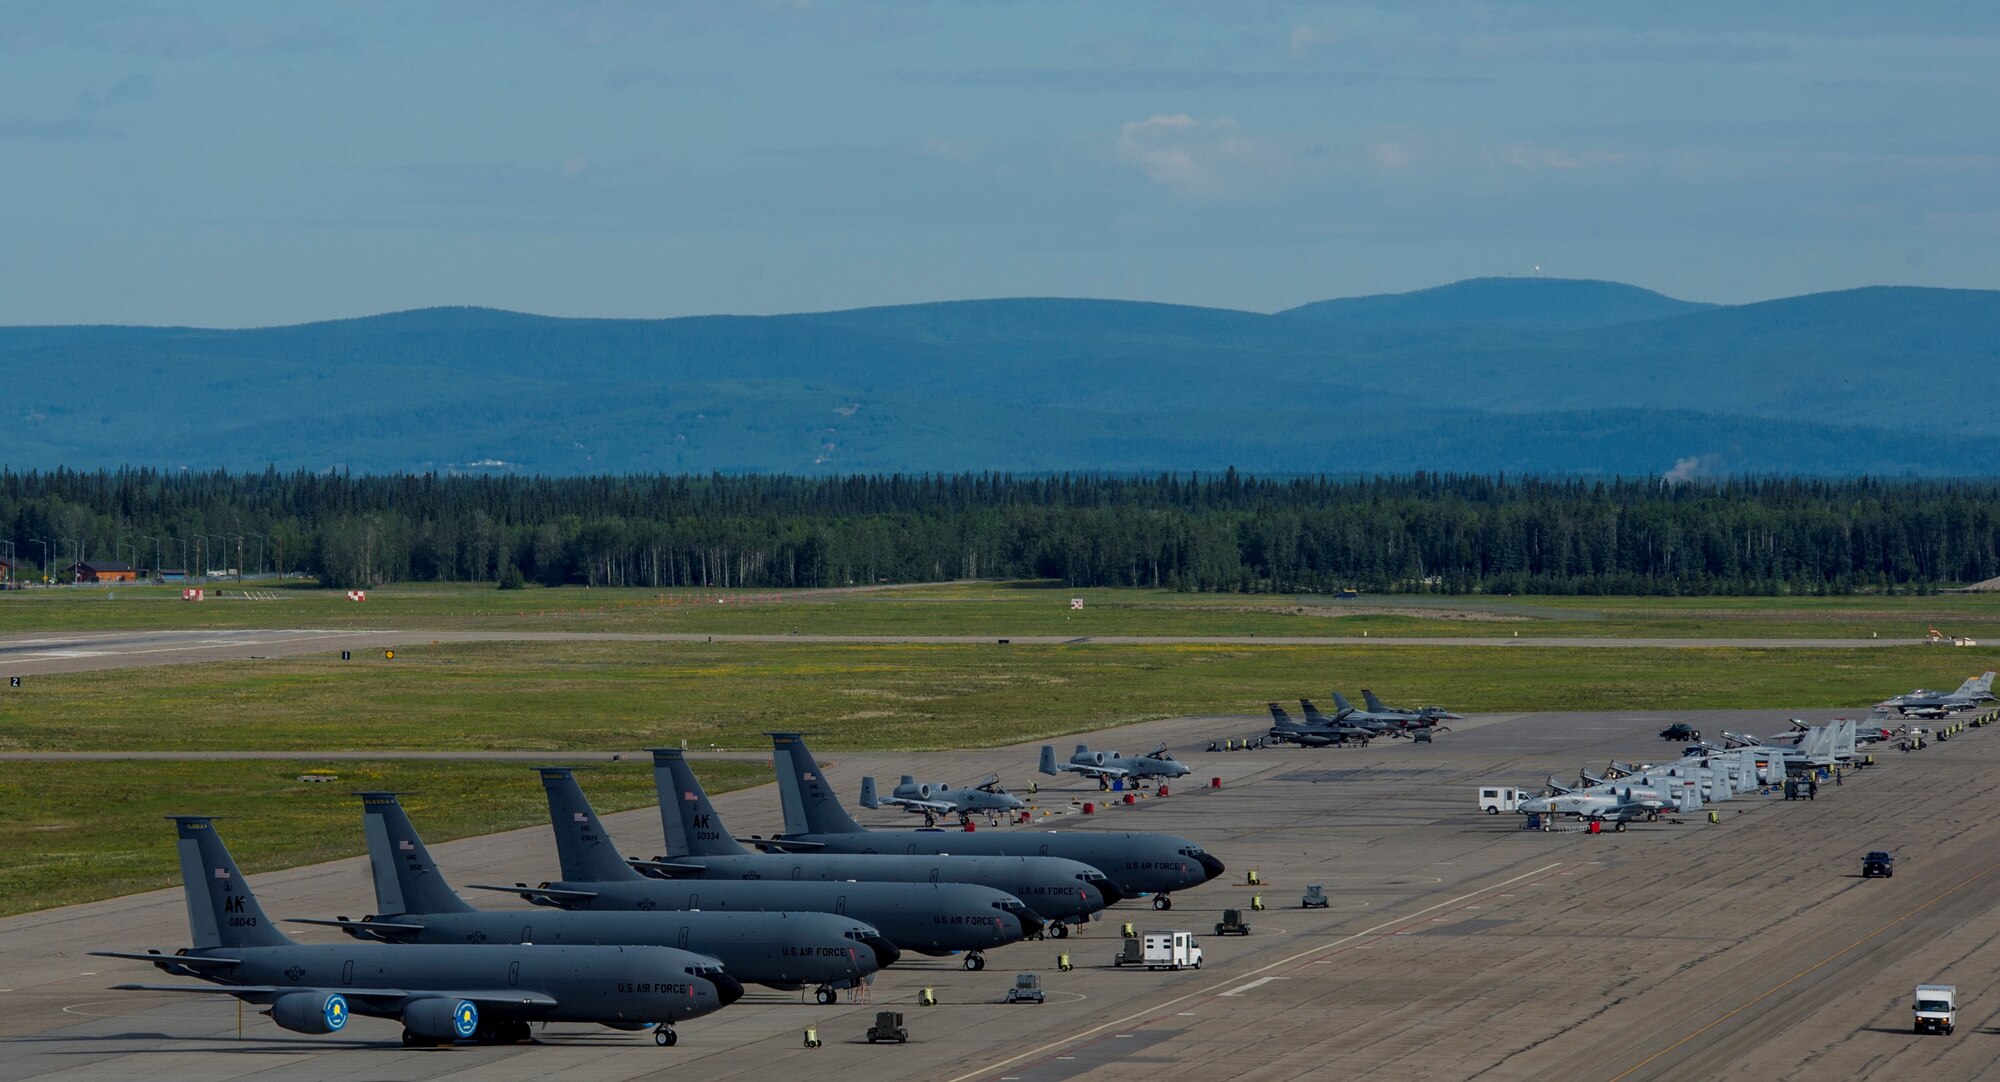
[0,758,766,918]
[6,579,2000,639]
[5,639,1996,754]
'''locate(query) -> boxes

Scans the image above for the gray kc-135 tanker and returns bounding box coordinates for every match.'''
[292,793,892,1005]
[760,733,1225,911]
[475,768,1040,970]
[93,817,740,1048]
[642,750,1111,933]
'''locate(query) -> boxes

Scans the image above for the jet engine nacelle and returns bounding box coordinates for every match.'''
[403,998,479,1043]
[918,784,934,799]
[1091,752,1108,766]
[267,991,349,1035]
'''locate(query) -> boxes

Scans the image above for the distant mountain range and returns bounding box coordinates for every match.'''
[3,277,1995,477]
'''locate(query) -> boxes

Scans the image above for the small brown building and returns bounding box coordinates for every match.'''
[66,560,140,583]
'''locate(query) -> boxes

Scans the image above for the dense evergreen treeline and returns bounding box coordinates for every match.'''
[1,468,1997,594]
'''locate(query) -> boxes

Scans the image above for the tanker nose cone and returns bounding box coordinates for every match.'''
[863,934,901,970]
[711,971,745,1008]
[1197,853,1226,881]
[1014,908,1045,939]
[1091,878,1127,905]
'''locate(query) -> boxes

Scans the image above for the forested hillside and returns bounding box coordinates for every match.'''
[4,469,1996,595]
[2,279,1996,477]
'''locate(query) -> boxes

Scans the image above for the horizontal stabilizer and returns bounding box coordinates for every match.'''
[90,950,241,968]
[284,917,428,935]
[464,883,599,902]
[749,836,826,852]
[628,858,707,875]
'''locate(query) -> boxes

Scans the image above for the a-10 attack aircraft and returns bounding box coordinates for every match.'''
[642,750,1111,933]
[294,792,891,1005]
[1038,743,1192,786]
[1516,787,1665,828]
[92,817,741,1048]
[1877,672,1995,715]
[861,772,1026,824]
[472,767,1040,970]
[1267,702,1374,746]
[763,732,1225,910]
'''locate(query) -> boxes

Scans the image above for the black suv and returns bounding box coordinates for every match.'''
[1659,723,1702,741]
[1862,851,1895,878]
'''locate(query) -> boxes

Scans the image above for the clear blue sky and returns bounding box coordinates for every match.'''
[4,2,1995,326]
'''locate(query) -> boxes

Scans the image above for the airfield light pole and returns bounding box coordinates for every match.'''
[249,533,268,576]
[141,535,160,579]
[1,540,12,586]
[230,535,244,581]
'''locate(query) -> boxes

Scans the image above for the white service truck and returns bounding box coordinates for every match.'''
[1478,786,1528,814]
[1142,930,1203,971]
[1914,984,1956,1034]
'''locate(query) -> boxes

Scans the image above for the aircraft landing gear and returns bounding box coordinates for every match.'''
[815,986,838,1005]
[654,1023,677,1047]
[963,951,986,971]
[1050,921,1069,939]
[474,1020,532,1044]
[1153,894,1173,911]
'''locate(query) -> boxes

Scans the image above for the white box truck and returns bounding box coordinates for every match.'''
[1478,786,1528,814]
[1913,984,1956,1034]
[1142,930,1203,971]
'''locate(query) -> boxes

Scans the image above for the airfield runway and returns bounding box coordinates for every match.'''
[0,628,1937,678]
[7,709,2000,1080]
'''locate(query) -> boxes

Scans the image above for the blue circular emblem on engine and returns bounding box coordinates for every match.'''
[453,1000,479,1039]
[322,993,348,1032]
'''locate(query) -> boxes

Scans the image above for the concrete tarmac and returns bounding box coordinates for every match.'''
[0,628,1934,678]
[5,709,1998,1081]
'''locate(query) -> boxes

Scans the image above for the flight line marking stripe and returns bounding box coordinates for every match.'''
[1604,858,2000,1082]
[942,861,1565,1082]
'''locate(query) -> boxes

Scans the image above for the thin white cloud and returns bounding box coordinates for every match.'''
[1114,113,1288,200]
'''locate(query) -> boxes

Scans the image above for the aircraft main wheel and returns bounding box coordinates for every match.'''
[1050,922,1069,939]
[1614,822,1627,833]
[963,953,986,971]
[1646,811,1658,822]
[815,988,836,1005]
[1153,895,1172,911]
[654,1025,677,1047]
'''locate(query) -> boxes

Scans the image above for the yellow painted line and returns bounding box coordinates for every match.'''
[1606,859,2000,1082]
[943,861,1565,1082]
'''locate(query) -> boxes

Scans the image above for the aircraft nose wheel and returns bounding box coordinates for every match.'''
[654,1024,677,1047]
[963,952,986,971]
[1050,922,1069,939]
[815,987,837,1005]
[1153,894,1173,911]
